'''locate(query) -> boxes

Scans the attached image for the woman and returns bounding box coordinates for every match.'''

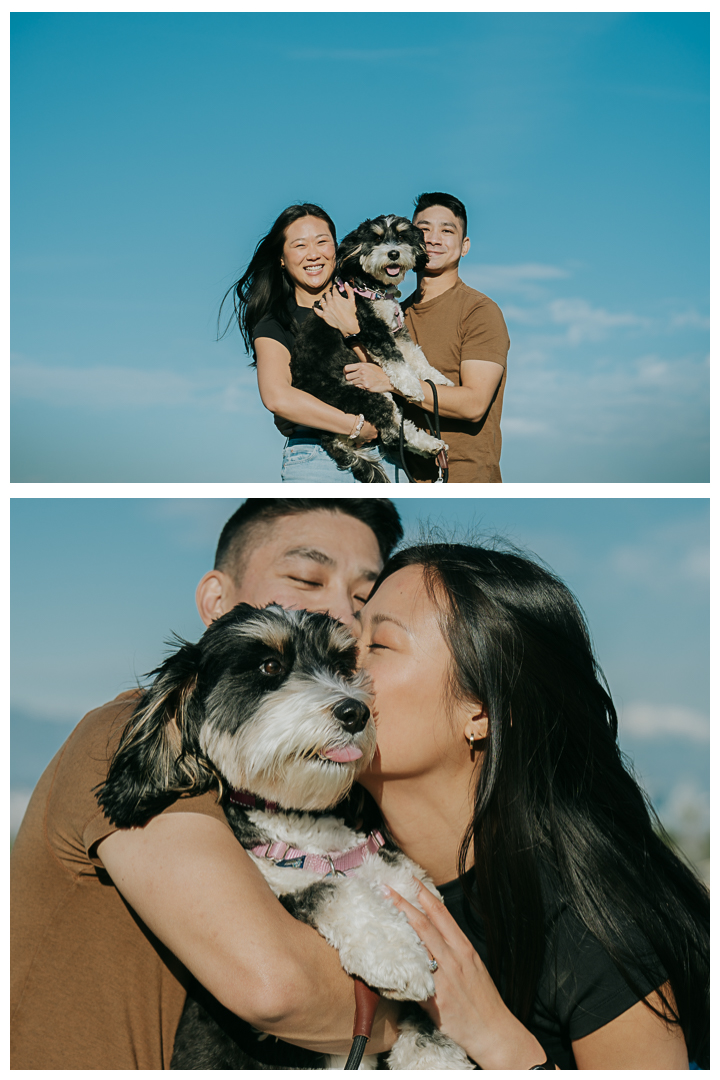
[222,203,409,483]
[351,542,709,1069]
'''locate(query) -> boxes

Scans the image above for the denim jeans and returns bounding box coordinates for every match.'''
[281,436,410,484]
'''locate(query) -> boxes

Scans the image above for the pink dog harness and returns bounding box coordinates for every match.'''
[229,786,386,877]
[250,829,386,877]
[336,278,404,334]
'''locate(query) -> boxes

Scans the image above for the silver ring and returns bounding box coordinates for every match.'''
[428,958,439,973]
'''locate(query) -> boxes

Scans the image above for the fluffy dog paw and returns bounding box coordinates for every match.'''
[386,1020,475,1070]
[337,929,437,1002]
[400,421,447,458]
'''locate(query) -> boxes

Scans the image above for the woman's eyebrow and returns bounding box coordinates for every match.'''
[290,233,332,245]
[369,612,410,634]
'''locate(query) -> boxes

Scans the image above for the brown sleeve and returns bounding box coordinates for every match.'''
[85,790,230,868]
[41,693,229,871]
[460,297,510,368]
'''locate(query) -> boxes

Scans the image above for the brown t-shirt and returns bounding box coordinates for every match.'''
[10,691,231,1070]
[402,279,509,483]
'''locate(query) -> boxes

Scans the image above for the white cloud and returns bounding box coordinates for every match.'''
[465,263,569,289]
[659,781,709,839]
[670,310,710,330]
[502,417,550,435]
[548,298,649,344]
[501,342,708,452]
[609,517,709,590]
[619,702,709,743]
[11,358,257,413]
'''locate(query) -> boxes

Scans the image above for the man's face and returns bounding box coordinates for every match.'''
[224,510,384,625]
[412,204,470,275]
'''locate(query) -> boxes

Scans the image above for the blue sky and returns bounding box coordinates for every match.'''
[11,12,709,482]
[11,497,709,864]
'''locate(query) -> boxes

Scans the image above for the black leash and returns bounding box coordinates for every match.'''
[396,379,447,484]
[426,380,448,483]
[396,399,417,483]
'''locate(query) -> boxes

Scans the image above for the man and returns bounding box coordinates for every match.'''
[343,193,509,483]
[401,192,509,483]
[11,498,403,1069]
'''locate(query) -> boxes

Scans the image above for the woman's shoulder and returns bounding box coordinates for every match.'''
[252,309,292,348]
[539,874,667,1041]
[253,299,314,352]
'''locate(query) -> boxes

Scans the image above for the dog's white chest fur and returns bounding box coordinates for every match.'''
[374,297,402,334]
[244,809,474,1070]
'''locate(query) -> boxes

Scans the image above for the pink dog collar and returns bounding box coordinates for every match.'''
[250,829,385,877]
[336,278,404,334]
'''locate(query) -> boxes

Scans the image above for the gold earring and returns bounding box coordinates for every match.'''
[469,734,476,751]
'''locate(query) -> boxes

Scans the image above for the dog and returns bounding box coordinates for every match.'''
[96,604,473,1070]
[290,214,454,483]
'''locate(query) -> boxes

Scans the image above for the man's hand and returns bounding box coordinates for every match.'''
[344,363,394,394]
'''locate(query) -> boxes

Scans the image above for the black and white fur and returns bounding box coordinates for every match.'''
[96,604,473,1070]
[291,215,454,483]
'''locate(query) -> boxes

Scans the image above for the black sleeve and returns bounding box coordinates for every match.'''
[539,904,668,1041]
[252,314,293,354]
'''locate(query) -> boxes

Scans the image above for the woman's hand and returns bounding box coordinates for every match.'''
[313,282,361,337]
[344,362,394,394]
[385,880,548,1070]
[355,419,379,445]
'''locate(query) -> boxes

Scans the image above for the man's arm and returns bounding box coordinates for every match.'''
[413,359,504,423]
[97,812,398,1055]
[343,358,504,423]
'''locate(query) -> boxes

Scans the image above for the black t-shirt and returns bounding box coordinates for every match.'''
[253,299,320,438]
[252,297,314,355]
[438,872,665,1070]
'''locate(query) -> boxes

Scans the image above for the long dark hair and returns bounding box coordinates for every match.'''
[219,203,337,361]
[369,542,709,1066]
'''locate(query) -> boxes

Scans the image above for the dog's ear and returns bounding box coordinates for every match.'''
[409,222,429,272]
[96,639,219,828]
[336,225,364,270]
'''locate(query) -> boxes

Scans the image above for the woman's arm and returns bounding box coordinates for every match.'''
[97,812,398,1055]
[255,337,378,442]
[386,881,688,1070]
[572,985,688,1069]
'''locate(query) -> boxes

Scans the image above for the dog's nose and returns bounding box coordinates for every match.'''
[387,250,400,261]
[333,698,370,733]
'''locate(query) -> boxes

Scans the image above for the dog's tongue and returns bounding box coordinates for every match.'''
[386,266,400,276]
[322,746,364,762]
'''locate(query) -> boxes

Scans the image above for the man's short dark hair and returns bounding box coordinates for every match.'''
[413,192,468,238]
[214,499,404,583]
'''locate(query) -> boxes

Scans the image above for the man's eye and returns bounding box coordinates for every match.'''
[367,643,388,651]
[260,658,284,676]
[288,576,322,588]
[353,593,371,607]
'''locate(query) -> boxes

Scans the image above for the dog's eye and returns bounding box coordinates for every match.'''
[260,658,284,676]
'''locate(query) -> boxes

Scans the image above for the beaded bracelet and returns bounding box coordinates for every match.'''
[348,414,365,441]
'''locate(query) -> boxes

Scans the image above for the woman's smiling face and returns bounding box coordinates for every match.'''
[354,565,469,789]
[281,215,336,296]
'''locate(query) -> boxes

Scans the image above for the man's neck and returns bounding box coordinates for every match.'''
[415,265,461,303]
